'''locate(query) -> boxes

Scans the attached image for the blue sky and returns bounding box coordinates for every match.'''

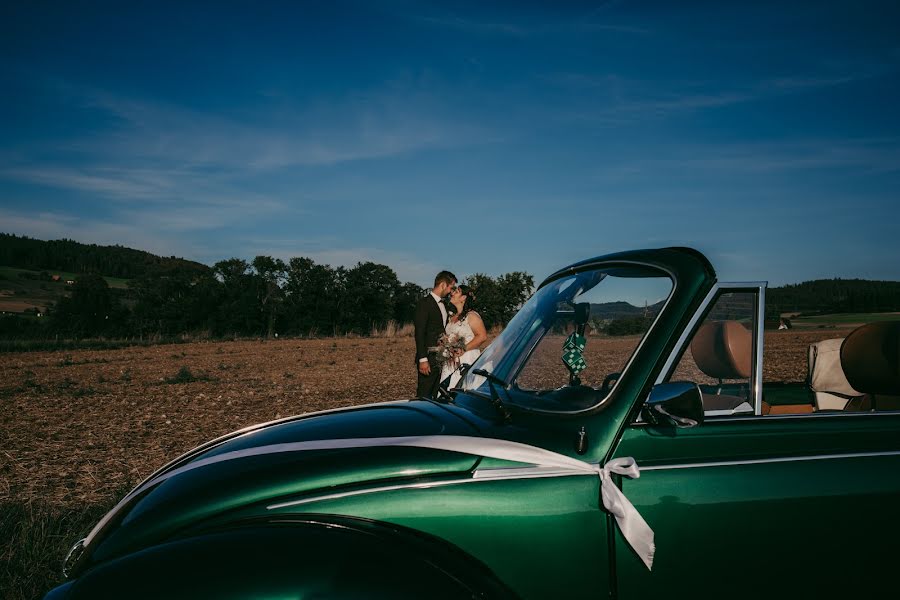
[1,1,899,287]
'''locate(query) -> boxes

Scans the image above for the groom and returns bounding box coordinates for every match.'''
[414,270,457,398]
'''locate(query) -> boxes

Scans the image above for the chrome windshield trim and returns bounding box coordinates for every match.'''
[639,449,900,472]
[268,466,593,510]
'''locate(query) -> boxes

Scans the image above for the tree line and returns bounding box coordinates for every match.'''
[0,235,534,340]
[767,278,900,316]
[0,233,208,279]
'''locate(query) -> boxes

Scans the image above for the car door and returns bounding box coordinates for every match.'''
[609,284,900,598]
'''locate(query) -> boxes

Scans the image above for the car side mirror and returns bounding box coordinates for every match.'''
[641,382,704,428]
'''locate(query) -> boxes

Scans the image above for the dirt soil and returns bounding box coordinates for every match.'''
[1,337,418,506]
[0,329,850,508]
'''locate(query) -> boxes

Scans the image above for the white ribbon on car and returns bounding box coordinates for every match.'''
[85,435,654,570]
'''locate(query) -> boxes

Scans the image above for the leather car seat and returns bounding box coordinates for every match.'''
[840,322,900,411]
[690,320,752,414]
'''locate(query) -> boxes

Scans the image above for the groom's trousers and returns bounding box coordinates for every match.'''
[416,360,441,399]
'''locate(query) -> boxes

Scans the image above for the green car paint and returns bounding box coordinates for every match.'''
[47,247,900,600]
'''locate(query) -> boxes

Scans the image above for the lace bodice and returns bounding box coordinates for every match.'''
[441,312,481,389]
[445,314,476,345]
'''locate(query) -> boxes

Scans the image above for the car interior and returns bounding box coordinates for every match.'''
[683,318,900,416]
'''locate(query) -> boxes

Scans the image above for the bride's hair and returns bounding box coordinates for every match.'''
[450,285,476,321]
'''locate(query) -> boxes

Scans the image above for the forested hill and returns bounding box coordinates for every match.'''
[591,280,900,319]
[768,279,900,314]
[0,233,210,279]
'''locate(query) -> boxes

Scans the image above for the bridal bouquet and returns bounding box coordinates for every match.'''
[429,333,467,366]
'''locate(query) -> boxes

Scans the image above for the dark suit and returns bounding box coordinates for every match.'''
[414,293,446,398]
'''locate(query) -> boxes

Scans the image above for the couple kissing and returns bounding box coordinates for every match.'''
[413,270,488,398]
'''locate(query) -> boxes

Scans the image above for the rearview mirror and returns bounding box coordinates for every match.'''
[574,302,590,325]
[641,382,704,428]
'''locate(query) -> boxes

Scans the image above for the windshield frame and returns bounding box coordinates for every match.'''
[458,259,678,416]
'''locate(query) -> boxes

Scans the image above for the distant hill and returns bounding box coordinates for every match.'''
[0,233,210,279]
[586,278,900,322]
[767,278,900,316]
[589,300,665,320]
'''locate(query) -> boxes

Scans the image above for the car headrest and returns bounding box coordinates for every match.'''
[690,320,752,380]
[840,322,900,395]
[808,338,860,395]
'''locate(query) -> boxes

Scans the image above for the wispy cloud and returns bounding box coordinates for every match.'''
[413,15,530,36]
[0,164,290,219]
[582,137,900,192]
[408,12,648,37]
[63,82,490,171]
[551,69,881,122]
[0,208,209,260]
[0,166,170,199]
[623,138,900,176]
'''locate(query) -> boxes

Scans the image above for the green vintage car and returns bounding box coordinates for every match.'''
[47,247,899,599]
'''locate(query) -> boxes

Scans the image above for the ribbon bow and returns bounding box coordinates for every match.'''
[597,457,655,570]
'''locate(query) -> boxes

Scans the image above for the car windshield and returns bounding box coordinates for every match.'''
[459,264,673,412]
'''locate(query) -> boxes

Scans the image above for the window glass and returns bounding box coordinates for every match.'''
[763,289,900,414]
[460,266,672,412]
[666,291,756,416]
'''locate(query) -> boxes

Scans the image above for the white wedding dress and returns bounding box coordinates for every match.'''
[441,314,482,389]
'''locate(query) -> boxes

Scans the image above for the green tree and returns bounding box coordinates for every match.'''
[129,265,220,336]
[213,258,262,336]
[284,257,343,335]
[252,256,287,338]
[394,281,426,325]
[51,274,116,336]
[342,262,401,333]
[464,271,534,329]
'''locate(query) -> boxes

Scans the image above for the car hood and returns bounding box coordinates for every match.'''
[77,400,483,573]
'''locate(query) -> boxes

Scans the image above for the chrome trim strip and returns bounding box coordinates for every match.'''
[137,400,408,491]
[472,465,595,480]
[78,400,418,558]
[639,449,900,472]
[655,284,719,384]
[753,284,767,415]
[267,466,592,510]
[713,410,900,421]
[654,281,767,392]
[267,477,475,509]
[634,409,900,425]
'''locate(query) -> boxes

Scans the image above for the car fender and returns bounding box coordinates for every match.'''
[46,515,518,600]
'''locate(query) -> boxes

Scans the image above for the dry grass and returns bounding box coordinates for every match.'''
[370,320,415,338]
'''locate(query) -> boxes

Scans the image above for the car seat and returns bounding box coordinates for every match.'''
[689,320,753,415]
[840,322,900,411]
[807,338,862,411]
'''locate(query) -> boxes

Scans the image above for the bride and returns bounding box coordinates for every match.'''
[441,285,488,389]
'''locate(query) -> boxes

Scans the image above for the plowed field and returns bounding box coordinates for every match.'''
[1,330,849,508]
[1,337,417,507]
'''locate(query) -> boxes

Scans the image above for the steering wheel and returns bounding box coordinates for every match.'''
[601,372,621,393]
